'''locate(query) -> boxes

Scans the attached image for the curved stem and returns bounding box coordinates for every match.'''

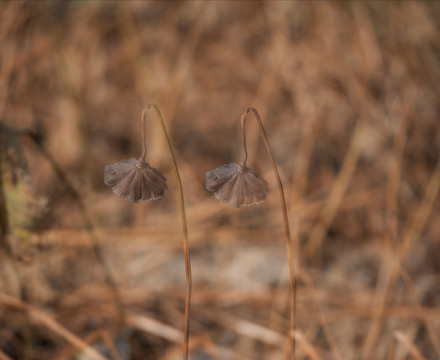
[241,107,296,360]
[145,104,192,360]
[140,111,147,163]
[240,119,248,168]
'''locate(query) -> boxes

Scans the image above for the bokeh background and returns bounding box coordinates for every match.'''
[1,1,440,359]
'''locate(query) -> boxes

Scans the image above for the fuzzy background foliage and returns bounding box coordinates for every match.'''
[0,2,439,360]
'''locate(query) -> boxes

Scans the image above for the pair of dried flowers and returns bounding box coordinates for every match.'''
[105,110,269,209]
[104,106,295,359]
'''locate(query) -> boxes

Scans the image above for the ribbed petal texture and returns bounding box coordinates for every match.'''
[205,162,269,208]
[104,158,168,203]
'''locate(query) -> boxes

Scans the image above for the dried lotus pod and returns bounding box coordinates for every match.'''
[205,162,269,208]
[104,158,167,203]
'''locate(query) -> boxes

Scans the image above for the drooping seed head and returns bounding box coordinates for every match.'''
[205,162,269,208]
[104,158,167,203]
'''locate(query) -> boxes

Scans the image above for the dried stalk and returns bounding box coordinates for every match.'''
[145,104,192,360]
[241,108,296,360]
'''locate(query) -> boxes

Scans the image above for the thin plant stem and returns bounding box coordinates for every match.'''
[240,120,248,168]
[141,113,147,162]
[386,337,395,360]
[241,108,296,360]
[145,104,192,360]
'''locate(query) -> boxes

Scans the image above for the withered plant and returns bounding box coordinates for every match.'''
[205,107,297,359]
[105,104,193,360]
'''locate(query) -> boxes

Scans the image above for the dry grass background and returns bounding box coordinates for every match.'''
[0,1,440,359]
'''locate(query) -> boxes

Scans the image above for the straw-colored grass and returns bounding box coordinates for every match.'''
[1,2,440,359]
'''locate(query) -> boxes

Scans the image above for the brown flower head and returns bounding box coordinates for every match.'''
[205,162,269,208]
[104,108,167,203]
[104,158,168,203]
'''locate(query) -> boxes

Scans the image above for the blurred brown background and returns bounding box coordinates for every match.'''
[1,1,440,359]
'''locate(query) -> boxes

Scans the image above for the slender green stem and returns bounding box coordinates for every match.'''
[241,108,296,360]
[145,104,192,360]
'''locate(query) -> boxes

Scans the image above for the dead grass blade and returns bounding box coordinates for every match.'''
[228,317,320,360]
[299,269,342,360]
[363,102,411,360]
[127,314,183,344]
[399,268,440,356]
[53,329,122,360]
[393,331,426,360]
[24,131,126,326]
[0,292,107,360]
[0,350,13,360]
[161,335,222,360]
[387,336,396,360]
[306,119,367,259]
[98,330,123,360]
[400,159,440,260]
[362,245,398,360]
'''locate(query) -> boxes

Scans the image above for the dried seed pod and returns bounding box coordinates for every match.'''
[205,162,269,208]
[104,158,167,203]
